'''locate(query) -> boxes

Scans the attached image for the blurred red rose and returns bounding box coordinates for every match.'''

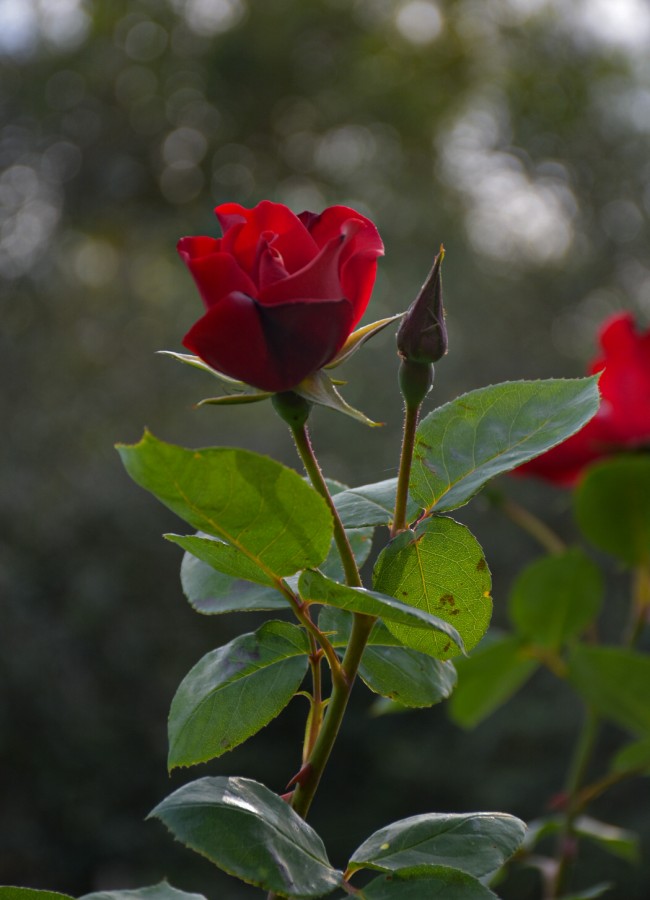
[516,312,650,485]
[177,201,384,392]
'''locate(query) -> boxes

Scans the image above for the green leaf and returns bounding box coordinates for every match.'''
[410,377,600,514]
[509,550,603,650]
[348,811,526,879]
[167,533,276,587]
[333,478,420,528]
[611,737,650,775]
[373,517,492,660]
[449,635,538,729]
[568,645,650,735]
[319,608,457,708]
[299,569,464,652]
[149,776,342,897]
[118,432,332,582]
[575,456,650,565]
[168,621,309,769]
[81,883,206,900]
[0,891,73,900]
[180,549,289,614]
[357,866,498,899]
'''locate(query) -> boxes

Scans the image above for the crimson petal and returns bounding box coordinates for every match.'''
[177,244,257,309]
[182,293,355,393]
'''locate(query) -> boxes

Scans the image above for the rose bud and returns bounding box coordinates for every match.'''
[396,246,447,366]
[396,247,447,407]
[177,201,384,393]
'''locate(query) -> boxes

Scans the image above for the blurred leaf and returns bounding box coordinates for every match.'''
[319,607,457,707]
[568,645,650,735]
[168,621,308,769]
[449,635,538,729]
[575,456,650,566]
[612,737,650,775]
[356,866,498,898]
[180,549,289,614]
[573,816,639,864]
[373,517,492,660]
[150,776,342,897]
[509,549,603,649]
[81,884,206,900]
[299,569,463,650]
[117,431,333,581]
[410,378,600,514]
[333,478,420,528]
[348,811,526,878]
[558,885,612,900]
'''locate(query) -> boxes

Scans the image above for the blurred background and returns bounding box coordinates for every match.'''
[2,0,650,896]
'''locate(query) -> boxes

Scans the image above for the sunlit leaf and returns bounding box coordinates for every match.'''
[373,517,491,660]
[410,378,600,514]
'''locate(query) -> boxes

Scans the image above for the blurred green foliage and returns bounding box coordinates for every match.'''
[2,0,650,897]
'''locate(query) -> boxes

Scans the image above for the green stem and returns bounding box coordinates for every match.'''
[291,610,376,819]
[498,495,567,556]
[551,707,600,898]
[287,422,376,820]
[392,400,420,537]
[291,422,362,588]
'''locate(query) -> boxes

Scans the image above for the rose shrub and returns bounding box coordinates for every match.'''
[178,201,384,392]
[517,312,650,484]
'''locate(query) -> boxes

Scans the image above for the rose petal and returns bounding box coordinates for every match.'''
[216,200,317,275]
[259,234,347,306]
[183,293,355,392]
[182,292,275,388]
[177,245,258,309]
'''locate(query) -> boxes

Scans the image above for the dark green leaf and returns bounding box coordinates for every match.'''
[575,456,650,565]
[81,884,207,900]
[357,866,498,899]
[180,549,289,614]
[568,645,650,735]
[410,378,600,514]
[373,517,492,660]
[449,635,538,729]
[168,621,309,769]
[299,569,463,652]
[117,431,333,581]
[348,811,526,878]
[509,550,603,649]
[333,478,420,528]
[319,608,457,708]
[150,776,342,897]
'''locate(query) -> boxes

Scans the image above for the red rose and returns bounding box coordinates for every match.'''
[516,313,650,485]
[177,201,384,392]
